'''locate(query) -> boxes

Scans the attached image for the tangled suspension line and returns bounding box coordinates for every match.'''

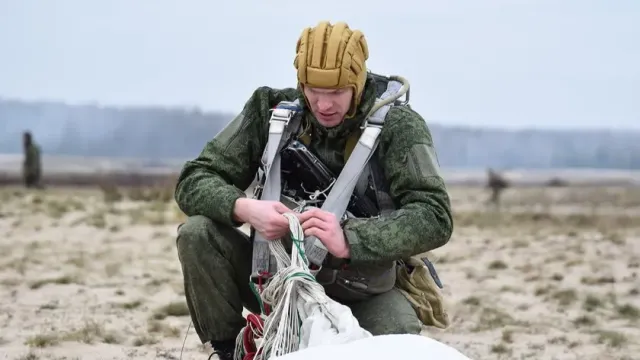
[234,212,357,360]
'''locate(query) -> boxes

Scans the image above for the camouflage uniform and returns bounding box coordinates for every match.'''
[175,75,453,344]
[174,21,453,359]
[22,132,42,188]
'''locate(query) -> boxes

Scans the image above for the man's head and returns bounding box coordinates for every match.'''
[294,21,369,128]
[23,131,32,148]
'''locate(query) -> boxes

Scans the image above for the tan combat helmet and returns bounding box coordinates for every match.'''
[293,21,369,119]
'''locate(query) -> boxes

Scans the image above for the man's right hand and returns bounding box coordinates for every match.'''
[233,198,291,240]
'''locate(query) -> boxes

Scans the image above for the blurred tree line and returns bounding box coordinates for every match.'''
[1,98,639,170]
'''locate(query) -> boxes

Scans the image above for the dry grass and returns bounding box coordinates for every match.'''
[0,180,639,359]
[424,185,640,359]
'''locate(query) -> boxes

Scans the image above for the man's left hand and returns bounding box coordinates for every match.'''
[297,208,350,259]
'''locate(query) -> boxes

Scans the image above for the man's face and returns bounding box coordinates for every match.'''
[303,86,353,128]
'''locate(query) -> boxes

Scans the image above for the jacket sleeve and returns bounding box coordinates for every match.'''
[174,86,296,227]
[342,106,454,263]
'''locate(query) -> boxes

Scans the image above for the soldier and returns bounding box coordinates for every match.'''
[174,21,453,360]
[22,131,42,189]
[486,168,508,207]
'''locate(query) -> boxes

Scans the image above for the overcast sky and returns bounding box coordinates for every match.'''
[1,0,638,130]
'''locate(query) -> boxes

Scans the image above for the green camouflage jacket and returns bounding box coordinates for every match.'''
[175,75,453,266]
[23,143,42,178]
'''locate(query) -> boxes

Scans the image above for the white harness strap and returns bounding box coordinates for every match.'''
[252,99,303,279]
[303,79,404,266]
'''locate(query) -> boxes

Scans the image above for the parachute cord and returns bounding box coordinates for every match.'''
[238,212,328,360]
[179,321,192,360]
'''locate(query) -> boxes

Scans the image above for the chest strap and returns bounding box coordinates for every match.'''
[252,99,303,280]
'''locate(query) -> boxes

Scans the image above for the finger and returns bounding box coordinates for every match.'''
[265,230,287,241]
[272,213,289,224]
[304,226,328,241]
[297,207,327,222]
[268,224,292,239]
[306,208,335,223]
[296,211,313,222]
[302,217,329,232]
[274,202,291,214]
[271,215,291,231]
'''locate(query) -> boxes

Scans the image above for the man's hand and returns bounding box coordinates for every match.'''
[297,208,350,258]
[233,198,291,240]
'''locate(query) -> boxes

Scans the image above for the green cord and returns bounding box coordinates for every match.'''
[249,281,266,314]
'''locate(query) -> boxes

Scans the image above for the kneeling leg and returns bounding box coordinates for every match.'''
[348,288,422,336]
[176,215,260,344]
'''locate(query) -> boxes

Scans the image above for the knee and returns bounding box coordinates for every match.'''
[178,215,214,238]
[176,215,218,258]
[376,315,422,336]
[368,290,423,336]
[391,292,423,335]
[395,316,422,335]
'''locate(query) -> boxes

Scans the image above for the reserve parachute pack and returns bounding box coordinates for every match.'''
[251,73,410,281]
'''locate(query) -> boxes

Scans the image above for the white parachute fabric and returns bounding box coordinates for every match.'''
[297,293,371,349]
[272,334,473,360]
[248,212,371,360]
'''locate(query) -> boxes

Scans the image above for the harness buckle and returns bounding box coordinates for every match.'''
[269,101,300,127]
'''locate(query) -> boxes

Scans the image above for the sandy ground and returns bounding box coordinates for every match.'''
[1,184,639,360]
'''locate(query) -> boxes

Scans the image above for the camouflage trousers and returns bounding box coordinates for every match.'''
[23,173,41,188]
[176,215,422,344]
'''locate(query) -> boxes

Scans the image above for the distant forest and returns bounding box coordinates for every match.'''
[2,98,640,170]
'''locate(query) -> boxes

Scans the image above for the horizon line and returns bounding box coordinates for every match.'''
[1,95,639,134]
